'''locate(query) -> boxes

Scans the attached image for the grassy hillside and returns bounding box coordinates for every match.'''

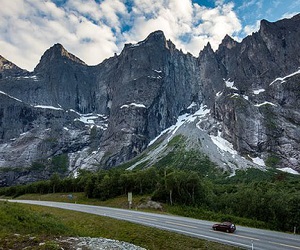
[0,201,240,250]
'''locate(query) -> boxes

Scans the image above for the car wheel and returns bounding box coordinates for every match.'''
[213,227,216,230]
[226,229,229,233]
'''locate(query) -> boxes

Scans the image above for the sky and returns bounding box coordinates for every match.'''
[0,0,299,71]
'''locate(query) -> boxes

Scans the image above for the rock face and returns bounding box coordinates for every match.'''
[0,14,300,185]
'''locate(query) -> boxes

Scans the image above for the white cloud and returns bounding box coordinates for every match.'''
[243,20,260,35]
[281,12,299,19]
[0,0,242,71]
[0,0,118,71]
[124,0,241,55]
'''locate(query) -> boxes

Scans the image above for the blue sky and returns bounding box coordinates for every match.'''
[0,0,299,71]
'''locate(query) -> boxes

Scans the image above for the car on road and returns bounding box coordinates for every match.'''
[212,222,236,233]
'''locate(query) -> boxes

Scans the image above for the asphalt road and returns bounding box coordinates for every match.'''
[3,199,300,250]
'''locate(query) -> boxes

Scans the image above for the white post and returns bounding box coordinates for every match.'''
[251,240,254,250]
[294,226,297,235]
[128,192,132,209]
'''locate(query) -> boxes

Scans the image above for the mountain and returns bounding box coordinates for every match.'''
[0,14,300,186]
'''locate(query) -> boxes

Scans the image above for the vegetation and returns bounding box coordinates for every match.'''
[0,134,299,248]
[1,165,299,233]
[0,201,239,250]
[265,154,281,168]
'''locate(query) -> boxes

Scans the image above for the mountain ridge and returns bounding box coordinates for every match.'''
[0,14,300,186]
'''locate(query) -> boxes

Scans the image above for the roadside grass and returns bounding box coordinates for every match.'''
[12,192,268,228]
[12,192,155,209]
[0,201,240,250]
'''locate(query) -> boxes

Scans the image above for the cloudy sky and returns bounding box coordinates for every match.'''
[1,0,299,71]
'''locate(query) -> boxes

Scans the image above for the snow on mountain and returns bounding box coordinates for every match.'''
[249,156,265,167]
[270,68,300,85]
[254,101,277,107]
[277,167,299,175]
[121,103,146,109]
[34,105,63,110]
[253,89,265,95]
[210,131,237,155]
[130,102,266,175]
[225,79,238,90]
[1,15,300,185]
[0,90,23,103]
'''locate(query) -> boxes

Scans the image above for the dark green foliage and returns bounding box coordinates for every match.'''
[156,135,218,178]
[51,154,68,173]
[1,151,300,233]
[152,168,206,205]
[265,154,281,168]
[261,105,278,130]
[30,161,46,171]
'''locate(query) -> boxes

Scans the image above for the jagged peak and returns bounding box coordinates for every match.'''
[0,55,22,71]
[123,30,168,51]
[145,30,166,42]
[203,42,213,52]
[0,55,28,78]
[199,42,215,58]
[259,13,300,35]
[259,19,275,34]
[50,43,85,64]
[34,43,86,72]
[220,34,237,49]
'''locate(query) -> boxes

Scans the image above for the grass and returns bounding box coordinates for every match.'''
[10,192,269,228]
[0,200,240,250]
[12,192,155,209]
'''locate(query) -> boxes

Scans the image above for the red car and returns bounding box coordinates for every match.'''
[212,222,236,233]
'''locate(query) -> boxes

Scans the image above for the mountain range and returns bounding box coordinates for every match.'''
[0,14,300,186]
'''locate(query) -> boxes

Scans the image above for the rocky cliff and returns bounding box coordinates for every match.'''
[0,14,299,186]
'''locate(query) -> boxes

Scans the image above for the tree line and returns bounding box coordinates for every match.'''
[0,167,299,232]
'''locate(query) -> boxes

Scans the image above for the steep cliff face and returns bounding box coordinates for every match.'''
[0,14,300,186]
[99,31,201,166]
[209,14,300,171]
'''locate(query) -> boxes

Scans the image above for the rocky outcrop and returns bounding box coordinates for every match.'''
[0,14,300,185]
[0,55,27,79]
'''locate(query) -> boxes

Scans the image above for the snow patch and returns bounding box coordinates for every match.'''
[216,91,223,97]
[148,104,210,146]
[254,102,277,107]
[249,156,265,167]
[270,69,300,85]
[153,69,162,73]
[277,167,299,175]
[0,91,23,103]
[210,131,238,155]
[225,79,238,90]
[148,75,162,79]
[34,105,63,111]
[74,113,108,130]
[16,75,39,81]
[130,41,145,47]
[253,89,265,95]
[20,132,29,136]
[243,95,249,100]
[121,103,146,109]
[230,93,239,98]
[75,116,97,124]
[187,102,197,109]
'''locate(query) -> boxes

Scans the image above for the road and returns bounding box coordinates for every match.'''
[3,199,300,250]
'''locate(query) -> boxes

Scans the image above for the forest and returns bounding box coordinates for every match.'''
[1,166,299,233]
